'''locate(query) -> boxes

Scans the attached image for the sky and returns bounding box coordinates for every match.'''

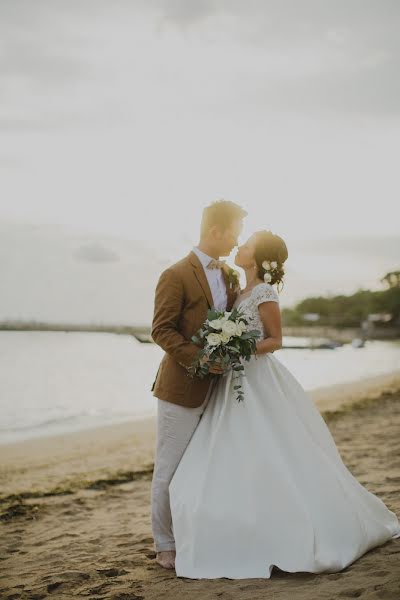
[0,1,399,324]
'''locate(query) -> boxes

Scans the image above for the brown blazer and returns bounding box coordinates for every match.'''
[151,250,239,408]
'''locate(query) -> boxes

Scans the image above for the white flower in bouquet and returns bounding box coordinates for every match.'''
[221,320,238,337]
[264,272,272,283]
[219,312,231,323]
[206,332,222,346]
[262,260,270,270]
[236,321,247,335]
[208,319,223,330]
[189,307,260,402]
[220,331,232,344]
[270,261,278,269]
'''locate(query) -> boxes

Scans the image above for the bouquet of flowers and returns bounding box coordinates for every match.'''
[188,307,260,402]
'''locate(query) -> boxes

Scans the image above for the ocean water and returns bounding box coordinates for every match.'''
[0,331,399,444]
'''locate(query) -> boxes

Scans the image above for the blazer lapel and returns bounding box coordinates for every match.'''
[189,251,214,309]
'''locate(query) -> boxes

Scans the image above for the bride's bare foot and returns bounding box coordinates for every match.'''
[156,550,176,569]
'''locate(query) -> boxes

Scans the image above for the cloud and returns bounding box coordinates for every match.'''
[0,220,166,325]
[0,0,106,132]
[0,0,399,253]
[155,0,400,116]
[0,1,91,84]
[238,55,400,117]
[159,0,216,28]
[74,243,120,264]
[156,0,400,43]
[0,0,400,138]
[0,156,21,168]
[297,234,400,262]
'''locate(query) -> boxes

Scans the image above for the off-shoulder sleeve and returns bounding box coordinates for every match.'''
[252,283,279,306]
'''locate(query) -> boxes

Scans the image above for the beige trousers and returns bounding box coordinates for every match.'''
[151,387,213,552]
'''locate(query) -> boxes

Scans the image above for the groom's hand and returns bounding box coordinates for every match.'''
[209,363,226,374]
[199,355,226,375]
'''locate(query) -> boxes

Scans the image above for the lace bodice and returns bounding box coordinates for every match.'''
[233,283,279,340]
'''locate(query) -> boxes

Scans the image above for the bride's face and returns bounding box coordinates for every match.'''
[234,234,257,269]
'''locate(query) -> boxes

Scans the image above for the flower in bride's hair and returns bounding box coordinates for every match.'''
[206,333,222,346]
[270,261,278,269]
[208,319,223,330]
[262,260,270,270]
[264,272,272,283]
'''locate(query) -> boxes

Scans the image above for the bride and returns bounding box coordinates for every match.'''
[168,230,400,579]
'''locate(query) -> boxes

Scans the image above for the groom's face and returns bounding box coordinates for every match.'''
[217,217,243,256]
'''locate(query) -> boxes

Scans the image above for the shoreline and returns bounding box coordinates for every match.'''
[1,370,400,501]
[309,369,400,412]
[2,369,400,448]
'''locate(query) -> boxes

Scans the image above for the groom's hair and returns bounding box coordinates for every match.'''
[200,199,247,237]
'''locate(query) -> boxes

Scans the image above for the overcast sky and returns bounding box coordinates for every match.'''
[0,1,399,322]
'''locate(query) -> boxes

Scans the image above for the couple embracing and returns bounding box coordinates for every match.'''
[149,199,400,580]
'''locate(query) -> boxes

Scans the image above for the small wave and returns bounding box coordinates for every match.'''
[0,409,147,434]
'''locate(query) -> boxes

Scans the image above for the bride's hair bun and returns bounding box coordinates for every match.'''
[254,230,288,291]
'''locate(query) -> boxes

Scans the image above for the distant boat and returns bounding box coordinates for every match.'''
[316,340,341,350]
[282,337,341,350]
[134,332,153,343]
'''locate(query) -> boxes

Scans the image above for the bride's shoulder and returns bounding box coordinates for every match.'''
[251,282,279,304]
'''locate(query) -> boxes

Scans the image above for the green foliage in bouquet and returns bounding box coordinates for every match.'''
[188,307,260,402]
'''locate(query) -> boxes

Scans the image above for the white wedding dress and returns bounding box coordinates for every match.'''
[169,282,400,579]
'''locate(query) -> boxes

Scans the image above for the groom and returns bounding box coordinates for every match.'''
[150,199,247,569]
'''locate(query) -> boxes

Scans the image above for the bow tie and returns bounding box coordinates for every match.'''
[207,258,226,270]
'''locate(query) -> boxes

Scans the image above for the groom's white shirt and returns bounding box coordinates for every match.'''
[192,246,227,312]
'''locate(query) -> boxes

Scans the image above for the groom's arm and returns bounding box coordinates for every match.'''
[151,267,201,369]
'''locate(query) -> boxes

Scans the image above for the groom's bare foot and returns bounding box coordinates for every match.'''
[156,550,176,570]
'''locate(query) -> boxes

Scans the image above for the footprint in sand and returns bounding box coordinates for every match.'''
[385,476,400,483]
[96,567,129,577]
[139,537,154,544]
[116,541,133,548]
[89,582,112,594]
[339,589,365,598]
[47,581,64,593]
[108,594,144,600]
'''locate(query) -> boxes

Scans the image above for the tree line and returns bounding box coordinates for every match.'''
[282,271,400,328]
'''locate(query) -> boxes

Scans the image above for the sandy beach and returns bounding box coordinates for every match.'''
[1,371,400,599]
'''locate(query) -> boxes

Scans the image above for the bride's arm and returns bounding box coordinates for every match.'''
[254,301,283,355]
